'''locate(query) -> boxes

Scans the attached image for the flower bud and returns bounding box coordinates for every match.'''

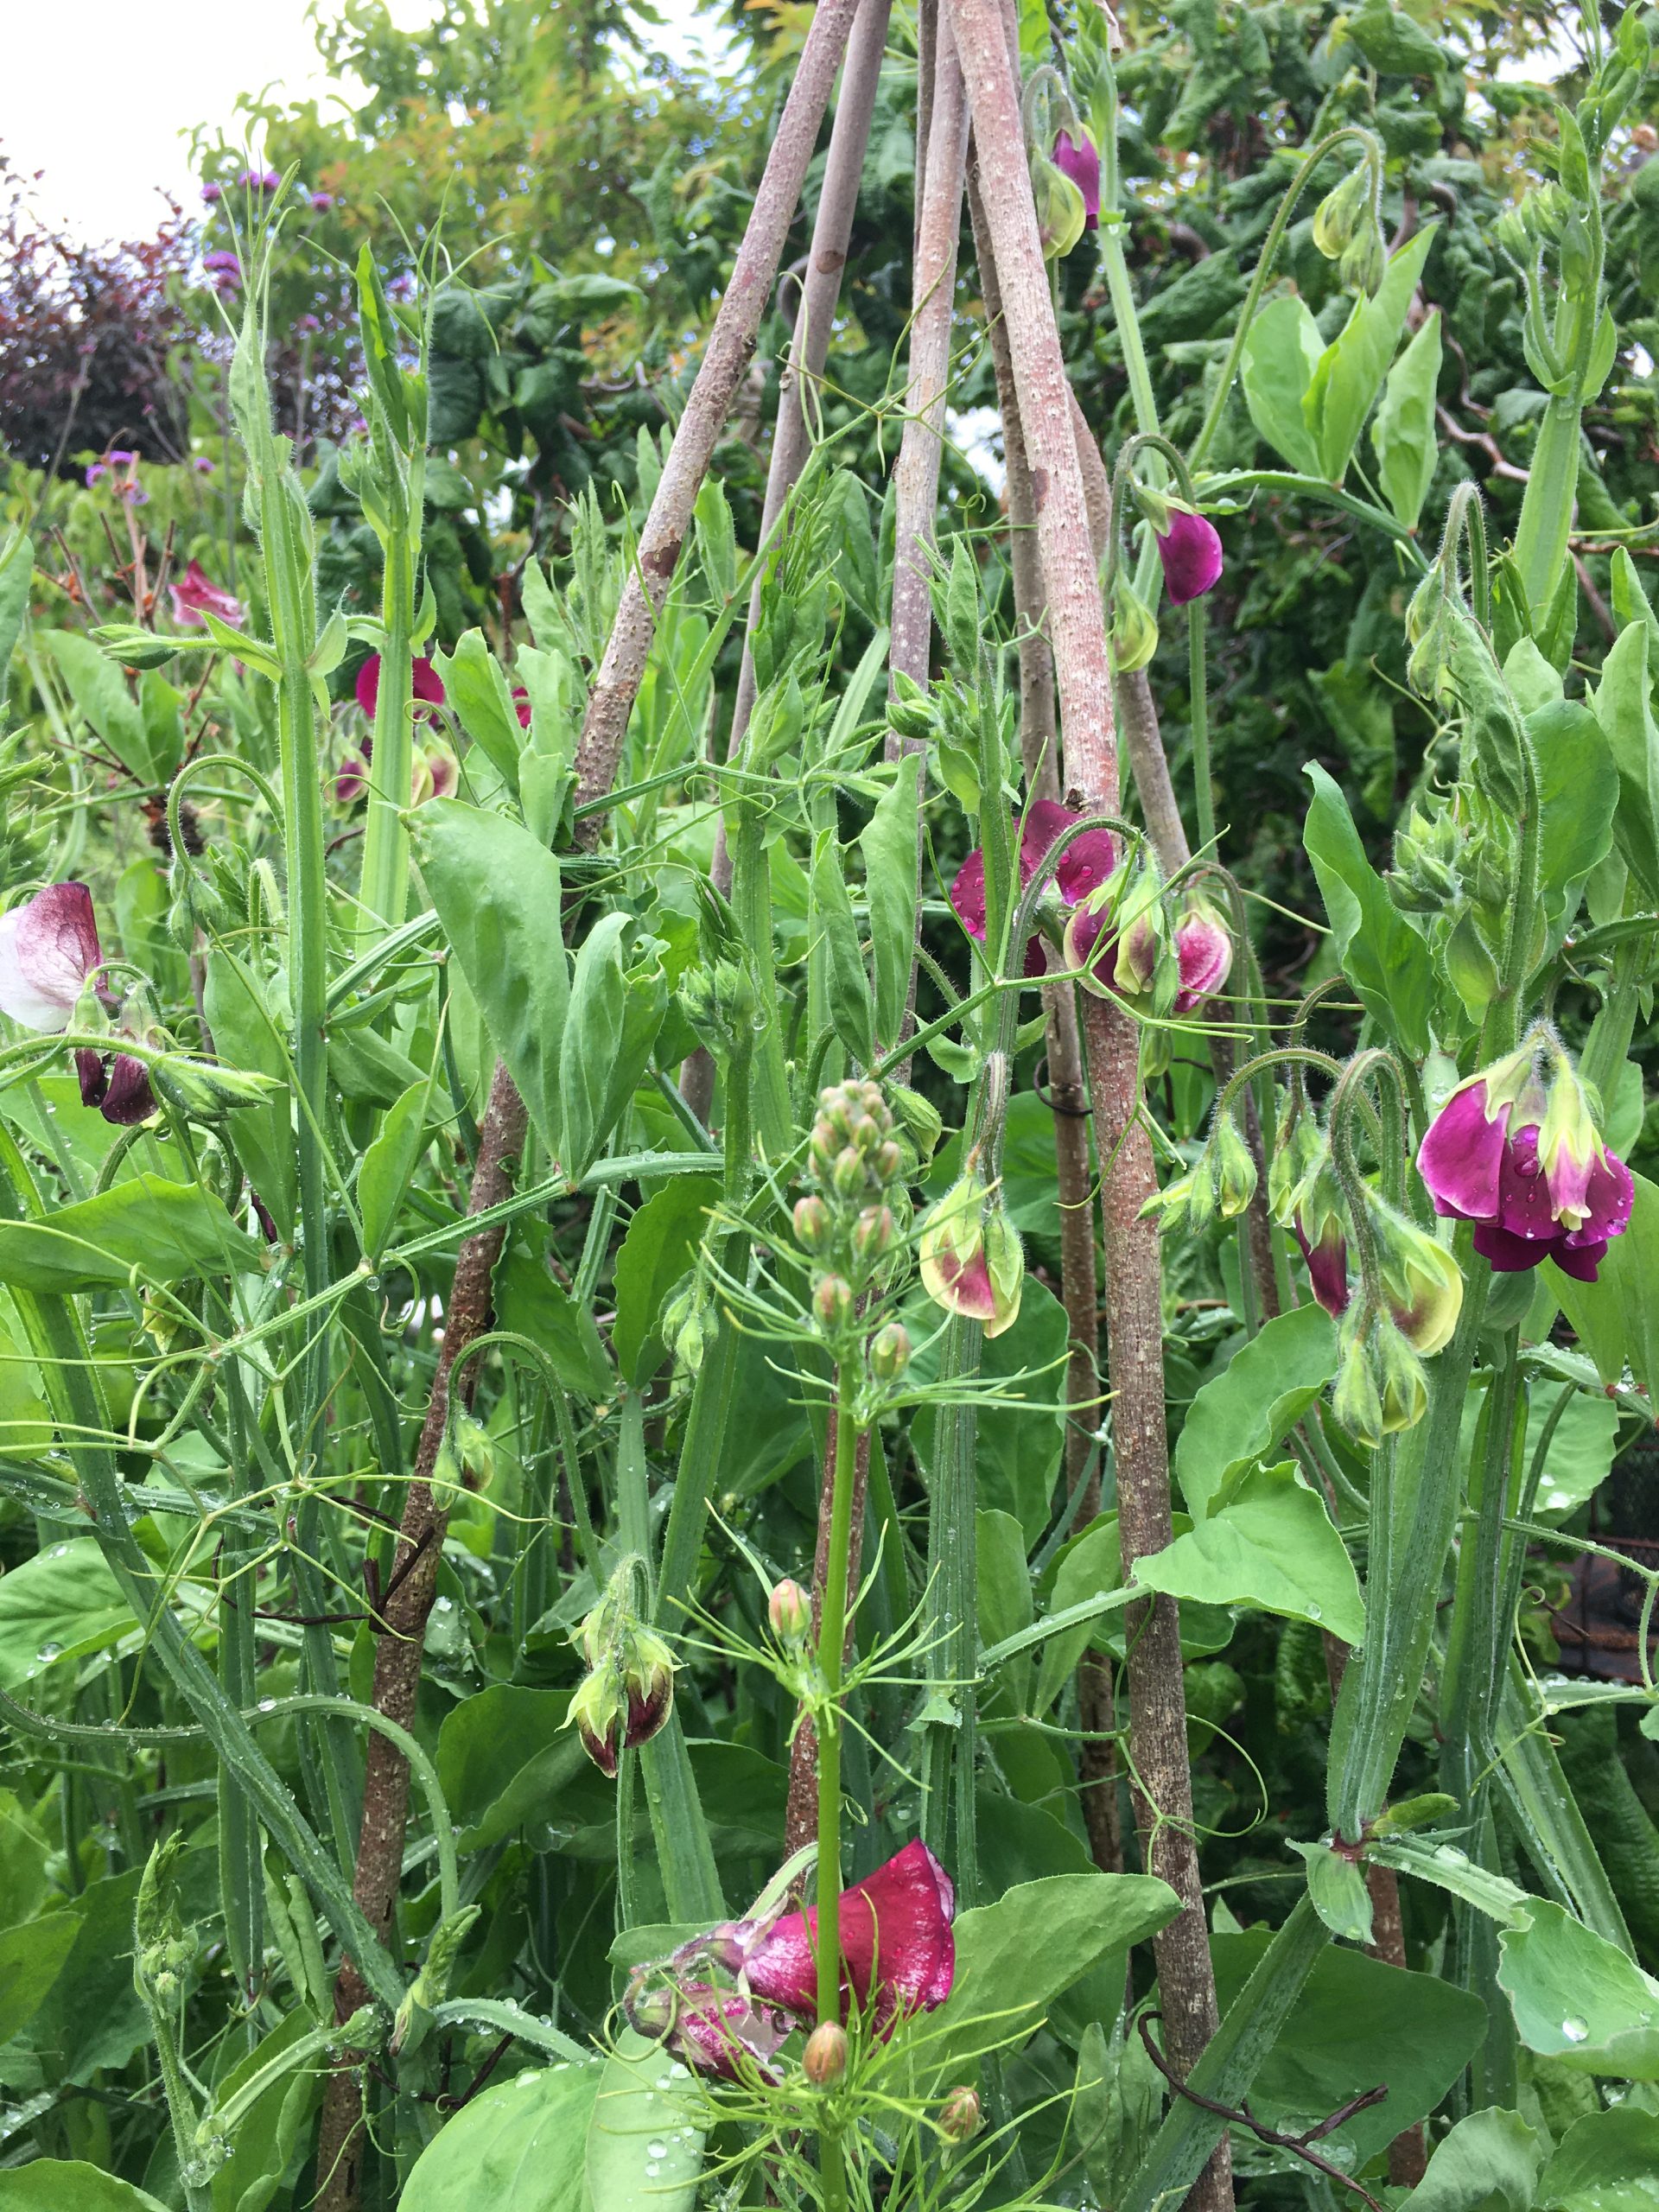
[853,1205,895,1267]
[869,1320,912,1382]
[803,2020,849,2085]
[918,1174,1025,1339]
[1339,219,1387,298]
[1110,576,1160,673]
[793,1195,831,1253]
[832,1147,866,1198]
[1312,164,1370,258]
[938,2085,982,2142]
[1212,1113,1258,1220]
[874,1139,904,1184]
[768,1578,811,1643]
[451,1408,496,1489]
[1372,1313,1429,1434]
[1032,150,1087,260]
[1332,1324,1385,1451]
[814,1274,855,1331]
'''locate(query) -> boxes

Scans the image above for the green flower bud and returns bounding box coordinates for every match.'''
[793,1195,832,1253]
[768,1578,811,1643]
[1110,576,1160,674]
[804,2020,849,2084]
[938,2085,982,2142]
[1332,1322,1385,1450]
[814,1274,855,1331]
[1312,163,1370,258]
[1032,151,1087,260]
[869,1319,912,1381]
[1212,1113,1258,1220]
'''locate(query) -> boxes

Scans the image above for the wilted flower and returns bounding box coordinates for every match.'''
[1417,1040,1634,1282]
[169,559,244,630]
[709,1839,956,2031]
[949,798,1116,981]
[74,1046,156,1126]
[1154,506,1224,606]
[354,654,447,721]
[119,482,149,508]
[918,1172,1024,1338]
[626,1979,791,2083]
[1052,129,1101,230]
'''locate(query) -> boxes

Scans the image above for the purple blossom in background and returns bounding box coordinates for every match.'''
[310,191,334,211]
[201,181,222,205]
[1052,129,1102,230]
[192,455,215,474]
[84,462,107,486]
[119,482,149,507]
[237,168,283,194]
[108,448,134,464]
[1155,508,1224,606]
[202,249,242,296]
[296,314,321,334]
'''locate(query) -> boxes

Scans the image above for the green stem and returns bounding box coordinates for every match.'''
[1187,601,1214,852]
[356,521,416,944]
[814,1363,859,2212]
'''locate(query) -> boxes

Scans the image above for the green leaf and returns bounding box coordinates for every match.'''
[1532,697,1620,944]
[921,1872,1180,2083]
[0,1538,136,1691]
[1304,225,1439,483]
[1554,1174,1659,1400]
[411,799,569,1163]
[585,2028,704,2212]
[1497,1897,1659,2075]
[1346,0,1446,73]
[1032,1515,1235,1712]
[557,914,667,1179]
[811,824,875,1068]
[692,480,736,601]
[436,1685,587,1852]
[40,627,155,783]
[977,1506,1035,1713]
[1173,1304,1338,1519]
[0,1913,78,2044]
[612,1176,720,1386]
[1526,1387,1618,1518]
[1371,306,1442,529]
[209,2005,325,2212]
[1290,1840,1374,1944]
[0,531,32,709]
[494,1252,614,1400]
[0,2168,169,2212]
[1303,760,1433,1053]
[1540,2107,1659,2209]
[403,2056,600,2212]
[1592,620,1659,902]
[859,753,921,1052]
[21,1866,151,2082]
[432,629,527,790]
[1211,1930,1484,2168]
[1134,1460,1364,1643]
[1408,2108,1544,2212]
[0,1175,260,1294]
[359,1077,435,1262]
[1241,293,1325,474]
[1370,1833,1532,1926]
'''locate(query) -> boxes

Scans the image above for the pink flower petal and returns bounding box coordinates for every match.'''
[1155,510,1224,606]
[1020,799,1116,908]
[1173,910,1231,1013]
[732,1840,957,2029]
[1052,130,1101,230]
[168,559,243,630]
[1471,1221,1548,1274]
[355,654,446,721]
[1417,1081,1506,1224]
[949,849,988,942]
[0,885,101,1032]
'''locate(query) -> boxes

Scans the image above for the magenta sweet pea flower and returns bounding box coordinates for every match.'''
[1417,1043,1634,1282]
[354,654,446,721]
[710,1840,956,2031]
[169,559,243,630]
[1052,129,1101,231]
[0,884,102,1031]
[1155,508,1224,606]
[950,799,1116,979]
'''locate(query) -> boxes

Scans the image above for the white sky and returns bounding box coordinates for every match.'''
[2,0,724,246]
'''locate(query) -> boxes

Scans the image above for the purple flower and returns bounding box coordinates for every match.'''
[355,653,447,721]
[336,753,372,807]
[1416,1044,1634,1283]
[202,250,242,296]
[108,449,135,466]
[1052,129,1101,231]
[296,313,321,334]
[75,1048,155,1126]
[84,463,107,486]
[169,560,243,630]
[200,181,223,205]
[949,798,1116,980]
[237,168,283,194]
[1172,895,1232,1013]
[0,884,103,1031]
[192,455,216,474]
[1155,507,1224,606]
[120,482,149,507]
[626,1980,792,2084]
[709,1840,957,2032]
[309,190,334,211]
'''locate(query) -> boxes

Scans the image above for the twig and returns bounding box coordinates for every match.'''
[1136,2014,1389,2212]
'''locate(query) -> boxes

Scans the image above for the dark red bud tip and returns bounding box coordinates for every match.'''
[625,1677,673,1751]
[578,1720,620,1777]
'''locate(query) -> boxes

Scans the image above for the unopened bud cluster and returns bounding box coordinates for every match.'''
[795,1081,911,1364]
[1144,1103,1256,1237]
[567,1560,676,1777]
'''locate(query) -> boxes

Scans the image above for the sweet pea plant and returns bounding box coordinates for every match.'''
[3,2,1659,2209]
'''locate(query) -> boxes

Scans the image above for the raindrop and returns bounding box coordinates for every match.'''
[647,2141,667,2160]
[1305,1603,1322,1621]
[644,2164,660,2181]
[1561,2015,1590,2044]
[1435,1845,1468,1866]
[257,1696,277,1713]
[34,1642,62,1664]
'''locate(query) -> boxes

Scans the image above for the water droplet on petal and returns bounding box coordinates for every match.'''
[1561,2015,1590,2044]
